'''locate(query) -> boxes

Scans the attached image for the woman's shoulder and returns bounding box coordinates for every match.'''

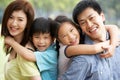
[0,36,4,42]
[25,41,35,51]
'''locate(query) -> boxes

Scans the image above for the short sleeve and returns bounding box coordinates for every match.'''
[34,50,57,72]
[17,54,40,77]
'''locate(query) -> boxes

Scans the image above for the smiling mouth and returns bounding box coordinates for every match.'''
[10,27,18,31]
[38,45,46,48]
[70,40,77,45]
[89,27,97,33]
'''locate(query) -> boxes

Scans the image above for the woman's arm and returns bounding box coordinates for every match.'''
[66,41,110,57]
[5,36,36,61]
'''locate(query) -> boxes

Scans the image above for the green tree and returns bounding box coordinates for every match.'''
[98,0,120,27]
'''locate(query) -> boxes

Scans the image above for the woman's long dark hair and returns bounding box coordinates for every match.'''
[1,0,34,46]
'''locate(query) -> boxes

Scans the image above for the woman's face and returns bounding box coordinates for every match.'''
[58,22,80,45]
[7,10,27,38]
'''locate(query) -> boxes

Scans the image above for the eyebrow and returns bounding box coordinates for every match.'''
[17,17,25,19]
[78,14,93,22]
[58,26,73,37]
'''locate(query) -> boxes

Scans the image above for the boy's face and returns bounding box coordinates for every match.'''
[58,22,80,45]
[77,7,106,41]
[32,33,53,51]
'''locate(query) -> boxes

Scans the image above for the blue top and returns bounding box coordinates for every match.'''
[34,43,58,80]
[60,33,120,80]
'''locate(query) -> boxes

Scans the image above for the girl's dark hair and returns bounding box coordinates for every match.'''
[1,0,34,46]
[51,15,84,55]
[54,15,81,40]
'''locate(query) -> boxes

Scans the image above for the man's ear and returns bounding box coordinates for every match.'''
[101,12,105,23]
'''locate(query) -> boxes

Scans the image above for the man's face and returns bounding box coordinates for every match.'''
[77,7,106,41]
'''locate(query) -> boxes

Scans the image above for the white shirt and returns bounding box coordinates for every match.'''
[58,43,72,77]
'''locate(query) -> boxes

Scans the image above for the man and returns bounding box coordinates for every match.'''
[60,0,120,80]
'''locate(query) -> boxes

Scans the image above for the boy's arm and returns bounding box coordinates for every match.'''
[66,41,110,57]
[5,36,36,61]
[100,25,119,58]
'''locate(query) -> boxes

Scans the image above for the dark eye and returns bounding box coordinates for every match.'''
[80,21,85,26]
[18,19,23,21]
[44,36,49,39]
[34,36,39,38]
[90,16,95,21]
[70,28,74,32]
[9,16,13,19]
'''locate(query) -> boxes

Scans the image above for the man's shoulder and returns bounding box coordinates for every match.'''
[72,55,98,63]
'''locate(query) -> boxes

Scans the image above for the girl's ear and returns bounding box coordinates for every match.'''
[53,38,61,43]
[53,38,56,43]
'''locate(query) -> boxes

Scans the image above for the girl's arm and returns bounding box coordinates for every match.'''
[106,25,118,47]
[66,40,110,57]
[5,36,36,61]
[66,25,119,58]
[100,25,119,58]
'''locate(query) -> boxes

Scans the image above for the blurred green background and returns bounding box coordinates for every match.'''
[0,0,120,28]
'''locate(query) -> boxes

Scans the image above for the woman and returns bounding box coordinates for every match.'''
[1,0,41,80]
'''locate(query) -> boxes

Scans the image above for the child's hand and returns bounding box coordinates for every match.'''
[100,39,120,58]
[100,45,114,58]
[5,36,15,45]
[116,38,120,47]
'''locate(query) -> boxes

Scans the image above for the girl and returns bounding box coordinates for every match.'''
[5,17,58,80]
[50,15,119,77]
[1,0,41,80]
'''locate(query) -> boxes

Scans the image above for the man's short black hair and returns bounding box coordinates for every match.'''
[73,0,102,24]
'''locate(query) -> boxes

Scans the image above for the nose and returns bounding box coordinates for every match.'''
[68,33,75,41]
[11,20,17,27]
[38,38,44,44]
[86,20,92,28]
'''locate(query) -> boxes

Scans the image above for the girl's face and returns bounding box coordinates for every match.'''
[7,10,27,38]
[32,33,53,51]
[58,22,80,45]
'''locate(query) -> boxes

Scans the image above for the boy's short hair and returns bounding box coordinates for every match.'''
[30,17,54,38]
